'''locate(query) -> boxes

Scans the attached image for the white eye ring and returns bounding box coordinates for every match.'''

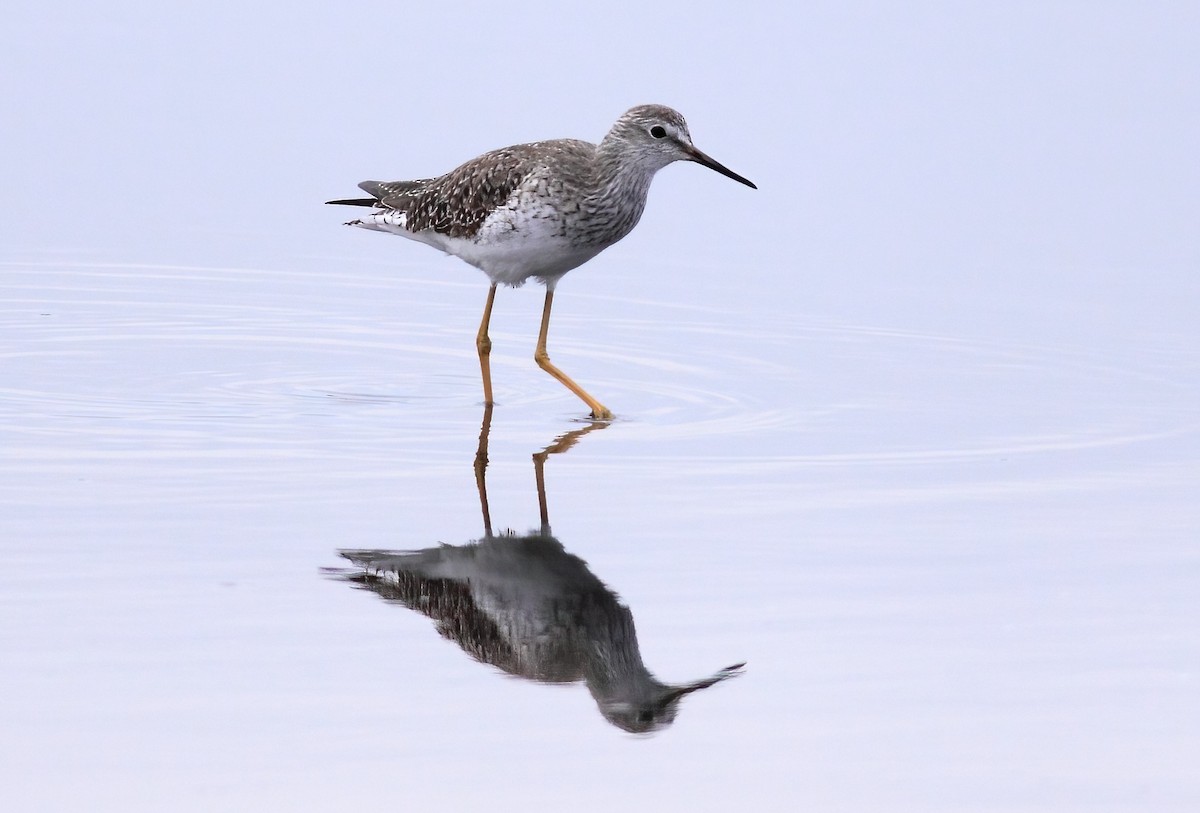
[649,125,667,139]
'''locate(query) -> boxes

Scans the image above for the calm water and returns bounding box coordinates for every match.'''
[5,3,1200,809]
[2,255,1196,811]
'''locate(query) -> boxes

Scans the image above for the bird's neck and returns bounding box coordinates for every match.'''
[580,141,659,245]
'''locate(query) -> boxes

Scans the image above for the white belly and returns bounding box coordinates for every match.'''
[350,207,606,287]
[439,234,605,286]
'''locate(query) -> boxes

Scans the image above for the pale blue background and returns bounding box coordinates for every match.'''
[2,2,1198,811]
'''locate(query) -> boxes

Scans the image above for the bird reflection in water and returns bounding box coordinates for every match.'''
[330,406,744,733]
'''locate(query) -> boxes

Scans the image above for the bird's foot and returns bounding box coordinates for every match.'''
[589,406,614,422]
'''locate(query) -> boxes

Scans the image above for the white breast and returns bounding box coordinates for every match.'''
[351,201,606,287]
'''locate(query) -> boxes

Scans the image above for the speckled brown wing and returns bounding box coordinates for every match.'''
[359,144,546,240]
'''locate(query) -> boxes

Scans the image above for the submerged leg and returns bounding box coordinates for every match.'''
[476,283,497,405]
[534,289,613,421]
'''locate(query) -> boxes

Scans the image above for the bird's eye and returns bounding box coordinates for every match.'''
[649,125,667,139]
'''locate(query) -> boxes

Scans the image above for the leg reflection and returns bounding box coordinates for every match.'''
[332,410,743,733]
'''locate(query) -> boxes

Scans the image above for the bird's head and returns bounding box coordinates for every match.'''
[607,104,757,189]
[595,661,747,734]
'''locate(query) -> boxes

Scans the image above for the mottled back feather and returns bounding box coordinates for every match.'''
[326,105,754,295]
[357,140,596,240]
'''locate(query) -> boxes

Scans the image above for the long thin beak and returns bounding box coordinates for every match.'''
[660,662,747,704]
[685,145,757,189]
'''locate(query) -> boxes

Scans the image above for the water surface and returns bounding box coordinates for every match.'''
[3,256,1196,810]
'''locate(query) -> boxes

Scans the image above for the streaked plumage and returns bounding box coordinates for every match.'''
[328,104,755,419]
[325,406,745,733]
[335,535,744,733]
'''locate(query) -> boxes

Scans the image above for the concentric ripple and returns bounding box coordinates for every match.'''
[3,258,1196,480]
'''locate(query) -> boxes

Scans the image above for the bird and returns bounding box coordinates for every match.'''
[336,538,745,733]
[328,408,744,733]
[327,104,756,420]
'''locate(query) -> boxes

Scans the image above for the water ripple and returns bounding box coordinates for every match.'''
[3,259,1195,472]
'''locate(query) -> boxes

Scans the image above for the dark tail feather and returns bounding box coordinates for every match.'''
[325,198,377,207]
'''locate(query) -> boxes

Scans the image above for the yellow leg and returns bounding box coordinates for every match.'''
[474,403,494,538]
[532,420,610,534]
[534,289,613,421]
[476,283,497,405]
